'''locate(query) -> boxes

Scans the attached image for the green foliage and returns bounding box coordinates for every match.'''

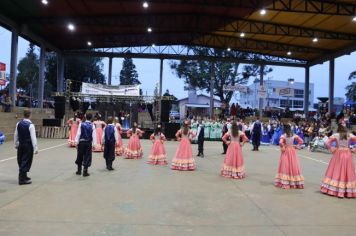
[170,47,272,104]
[119,55,140,85]
[345,71,356,101]
[16,43,39,97]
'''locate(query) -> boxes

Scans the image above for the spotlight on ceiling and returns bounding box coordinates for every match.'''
[353,16,356,22]
[260,9,266,15]
[87,41,92,46]
[41,0,48,5]
[312,37,318,43]
[287,51,292,56]
[240,32,245,38]
[147,27,152,33]
[143,1,149,8]
[67,23,75,31]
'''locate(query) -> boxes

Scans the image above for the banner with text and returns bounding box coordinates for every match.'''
[277,87,294,97]
[81,83,140,96]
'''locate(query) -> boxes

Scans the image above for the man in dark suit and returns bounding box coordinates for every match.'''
[221,118,231,154]
[251,118,262,151]
[196,117,205,158]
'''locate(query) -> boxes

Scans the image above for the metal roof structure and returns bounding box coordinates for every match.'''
[1,0,356,66]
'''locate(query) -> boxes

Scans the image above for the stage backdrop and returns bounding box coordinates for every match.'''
[81,83,140,96]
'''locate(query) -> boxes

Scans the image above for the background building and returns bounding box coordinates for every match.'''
[239,79,314,111]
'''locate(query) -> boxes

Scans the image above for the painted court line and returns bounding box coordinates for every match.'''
[0,143,67,163]
[274,148,329,165]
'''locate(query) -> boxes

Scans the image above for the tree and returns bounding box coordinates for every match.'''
[16,43,39,97]
[345,71,356,101]
[170,47,272,105]
[119,55,140,85]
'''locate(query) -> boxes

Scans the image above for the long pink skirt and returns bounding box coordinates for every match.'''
[221,142,245,179]
[124,135,143,159]
[147,140,167,165]
[68,124,78,147]
[275,146,304,189]
[115,134,124,156]
[320,149,356,198]
[93,127,104,152]
[171,138,196,171]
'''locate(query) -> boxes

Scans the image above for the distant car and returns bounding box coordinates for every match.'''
[169,110,180,119]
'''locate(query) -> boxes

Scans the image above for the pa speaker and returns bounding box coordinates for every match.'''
[164,123,181,139]
[54,96,65,119]
[43,118,61,127]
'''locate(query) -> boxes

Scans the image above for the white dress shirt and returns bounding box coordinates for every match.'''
[14,119,38,152]
[75,121,97,146]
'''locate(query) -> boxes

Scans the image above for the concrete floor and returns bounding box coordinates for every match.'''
[0,138,356,236]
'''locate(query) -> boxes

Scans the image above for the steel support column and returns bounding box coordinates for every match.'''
[38,45,45,108]
[259,65,264,119]
[210,63,215,118]
[56,53,64,92]
[304,66,310,118]
[328,59,335,113]
[158,58,164,123]
[108,57,113,85]
[9,31,18,107]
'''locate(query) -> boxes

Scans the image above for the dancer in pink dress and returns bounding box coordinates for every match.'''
[171,121,196,171]
[67,113,80,147]
[275,124,304,189]
[114,117,124,156]
[221,122,248,179]
[124,122,144,159]
[93,115,106,152]
[147,125,167,165]
[321,125,356,198]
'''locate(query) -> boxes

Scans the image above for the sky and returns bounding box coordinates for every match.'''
[1,26,355,103]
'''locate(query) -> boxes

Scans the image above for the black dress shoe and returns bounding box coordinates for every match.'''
[19,179,32,185]
[221,152,226,155]
[24,173,31,181]
[83,170,90,177]
[76,165,82,175]
[196,153,201,157]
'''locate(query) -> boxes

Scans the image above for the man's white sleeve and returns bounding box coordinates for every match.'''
[75,123,82,144]
[92,124,97,146]
[29,124,38,151]
[14,122,19,148]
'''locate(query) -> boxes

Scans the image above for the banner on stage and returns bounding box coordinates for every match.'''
[277,87,294,97]
[223,84,248,93]
[81,83,140,96]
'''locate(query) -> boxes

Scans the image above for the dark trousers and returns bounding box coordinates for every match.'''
[17,143,33,173]
[198,138,204,154]
[104,142,116,167]
[222,142,228,153]
[75,141,92,168]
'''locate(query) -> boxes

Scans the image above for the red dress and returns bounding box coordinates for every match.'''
[93,121,106,152]
[171,129,196,171]
[147,133,167,165]
[124,128,143,159]
[67,118,80,147]
[321,134,356,198]
[115,123,124,156]
[221,132,248,179]
[275,134,304,189]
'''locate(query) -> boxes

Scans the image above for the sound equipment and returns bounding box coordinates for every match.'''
[54,96,65,119]
[164,123,181,139]
[43,118,61,127]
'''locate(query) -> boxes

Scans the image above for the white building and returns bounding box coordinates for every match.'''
[239,79,314,111]
[178,89,221,119]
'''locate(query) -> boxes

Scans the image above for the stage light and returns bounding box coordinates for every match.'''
[287,51,292,56]
[227,47,231,51]
[240,32,245,37]
[353,16,356,22]
[152,44,156,47]
[147,27,152,33]
[41,0,48,5]
[312,37,318,43]
[143,1,149,8]
[87,41,92,46]
[260,9,266,15]
[67,23,75,31]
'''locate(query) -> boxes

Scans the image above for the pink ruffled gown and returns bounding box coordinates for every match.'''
[67,118,80,147]
[221,132,248,179]
[275,134,304,189]
[93,121,106,152]
[320,134,356,198]
[147,133,167,165]
[115,123,124,156]
[171,129,196,171]
[124,128,143,159]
